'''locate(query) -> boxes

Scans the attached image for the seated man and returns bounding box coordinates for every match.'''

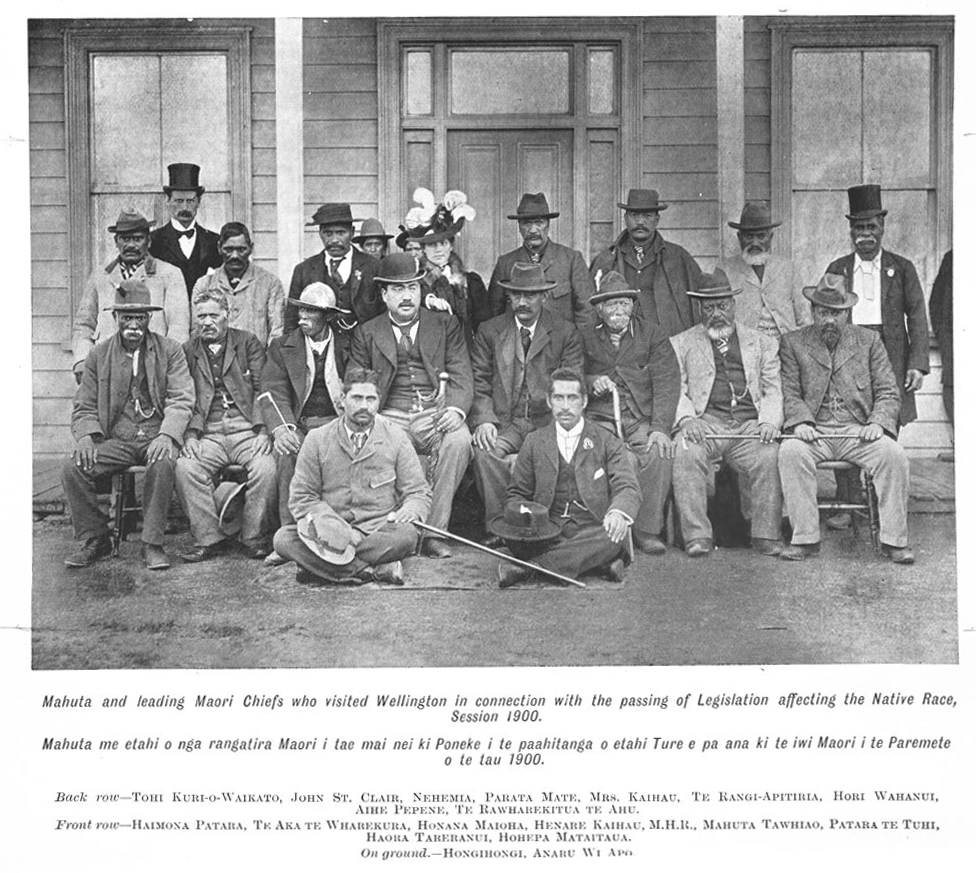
[175,287,277,561]
[778,274,913,563]
[580,271,680,554]
[61,280,194,570]
[273,367,432,585]
[349,252,473,558]
[471,263,584,544]
[494,368,641,587]
[670,269,784,557]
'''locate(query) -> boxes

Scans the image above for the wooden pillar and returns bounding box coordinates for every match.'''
[275,18,304,279]
[716,16,745,262]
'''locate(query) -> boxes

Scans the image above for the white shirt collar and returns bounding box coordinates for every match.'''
[304,327,333,356]
[390,316,420,341]
[515,316,539,336]
[855,249,882,272]
[555,418,585,462]
[170,218,197,232]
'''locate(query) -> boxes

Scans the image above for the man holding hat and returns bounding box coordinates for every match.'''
[579,271,680,555]
[349,252,473,559]
[777,274,913,564]
[720,201,810,338]
[175,286,277,562]
[353,218,393,261]
[285,203,382,335]
[149,163,222,301]
[487,192,595,328]
[471,263,584,544]
[61,280,194,570]
[670,269,784,558]
[73,208,189,382]
[590,189,702,338]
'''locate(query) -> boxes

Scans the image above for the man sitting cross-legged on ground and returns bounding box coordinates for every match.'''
[272,367,432,585]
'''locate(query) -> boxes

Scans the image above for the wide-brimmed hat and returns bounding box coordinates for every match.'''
[497,263,557,293]
[846,185,887,221]
[591,270,639,306]
[687,268,740,299]
[103,279,163,313]
[285,282,352,314]
[489,500,562,542]
[107,208,154,235]
[375,252,427,284]
[353,218,393,244]
[213,480,246,537]
[802,273,858,310]
[163,162,205,195]
[306,203,355,227]
[728,201,780,231]
[297,506,357,566]
[618,188,668,212]
[508,192,559,220]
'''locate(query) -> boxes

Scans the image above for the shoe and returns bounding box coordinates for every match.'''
[370,561,404,585]
[826,512,851,531]
[241,541,271,560]
[780,542,820,561]
[482,533,505,550]
[606,558,627,583]
[179,540,226,563]
[498,562,533,589]
[633,532,667,555]
[64,534,112,568]
[881,544,915,565]
[421,538,453,559]
[751,537,784,557]
[142,544,171,570]
[685,539,712,558]
[264,550,291,567]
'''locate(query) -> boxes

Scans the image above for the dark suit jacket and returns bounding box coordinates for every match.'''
[579,315,680,436]
[349,308,473,415]
[826,250,929,425]
[508,419,641,524]
[929,250,952,387]
[149,222,222,302]
[780,325,901,437]
[183,328,267,435]
[470,309,584,430]
[285,248,382,333]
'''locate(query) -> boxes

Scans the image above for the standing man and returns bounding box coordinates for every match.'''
[353,218,393,261]
[349,253,473,559]
[579,271,680,555]
[670,270,784,558]
[488,193,594,328]
[61,280,194,570]
[285,203,382,335]
[149,163,222,301]
[590,189,702,338]
[471,263,584,544]
[720,201,810,337]
[175,287,277,562]
[929,250,953,434]
[190,221,285,346]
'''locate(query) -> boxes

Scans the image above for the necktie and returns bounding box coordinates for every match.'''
[634,246,644,264]
[351,431,367,454]
[330,258,343,283]
[529,252,540,264]
[399,328,413,353]
[229,276,240,289]
[176,228,196,239]
[520,326,532,355]
[714,337,729,357]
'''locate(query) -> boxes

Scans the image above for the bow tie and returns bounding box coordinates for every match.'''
[176,228,196,239]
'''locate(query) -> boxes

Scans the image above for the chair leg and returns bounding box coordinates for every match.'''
[111,472,127,557]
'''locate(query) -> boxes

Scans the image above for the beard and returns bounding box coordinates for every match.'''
[819,323,841,350]
[705,322,734,342]
[742,249,771,267]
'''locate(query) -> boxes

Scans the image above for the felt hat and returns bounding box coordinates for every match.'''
[496,263,557,293]
[107,208,154,235]
[213,480,246,537]
[163,163,205,195]
[103,279,163,313]
[353,218,393,244]
[285,282,351,313]
[687,268,740,299]
[590,270,639,306]
[618,188,668,212]
[728,201,780,231]
[508,192,560,220]
[374,252,427,284]
[489,500,562,542]
[394,225,425,250]
[802,272,858,310]
[306,203,355,227]
[846,185,888,221]
[297,506,357,566]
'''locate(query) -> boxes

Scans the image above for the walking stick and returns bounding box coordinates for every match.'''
[701,433,857,440]
[609,383,624,440]
[256,391,293,430]
[412,521,587,589]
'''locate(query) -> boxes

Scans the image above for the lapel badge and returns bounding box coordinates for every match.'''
[582,437,594,450]
[354,270,362,282]
[886,268,894,277]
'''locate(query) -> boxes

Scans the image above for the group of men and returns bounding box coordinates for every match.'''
[62,162,935,584]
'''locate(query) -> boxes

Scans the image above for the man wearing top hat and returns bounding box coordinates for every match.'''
[353,218,393,261]
[349,253,473,559]
[777,274,913,564]
[670,269,784,558]
[471,263,584,544]
[579,271,680,555]
[487,192,595,328]
[149,163,222,301]
[719,201,811,338]
[285,203,382,336]
[61,280,194,571]
[493,367,641,587]
[175,286,277,563]
[589,189,702,338]
[72,208,189,382]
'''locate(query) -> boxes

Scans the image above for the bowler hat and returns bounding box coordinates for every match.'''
[213,480,246,537]
[508,193,560,220]
[163,163,205,195]
[297,505,357,566]
[590,270,639,306]
[353,218,393,244]
[489,500,562,542]
[375,252,427,284]
[103,279,163,313]
[285,282,351,314]
[802,273,858,310]
[728,201,780,231]
[107,208,154,235]
[618,188,668,212]
[496,263,557,293]
[846,185,887,221]
[306,203,355,227]
[687,268,740,299]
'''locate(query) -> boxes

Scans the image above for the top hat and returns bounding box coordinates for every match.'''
[353,218,393,244]
[489,500,563,542]
[103,279,163,313]
[213,480,246,537]
[375,252,427,284]
[297,505,357,566]
[728,201,780,231]
[687,268,740,299]
[107,208,154,235]
[306,203,355,227]
[508,193,560,221]
[496,263,557,293]
[285,282,351,313]
[802,272,858,310]
[590,270,639,306]
[163,163,205,195]
[846,185,887,221]
[617,188,668,212]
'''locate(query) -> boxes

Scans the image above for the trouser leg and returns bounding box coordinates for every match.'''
[226,431,278,545]
[175,438,229,546]
[724,438,782,540]
[631,450,672,537]
[355,522,420,565]
[778,437,831,545]
[60,439,142,541]
[472,426,527,530]
[274,522,419,581]
[672,438,717,543]
[426,425,472,531]
[276,453,297,525]
[510,521,623,579]
[842,436,910,548]
[140,452,177,545]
